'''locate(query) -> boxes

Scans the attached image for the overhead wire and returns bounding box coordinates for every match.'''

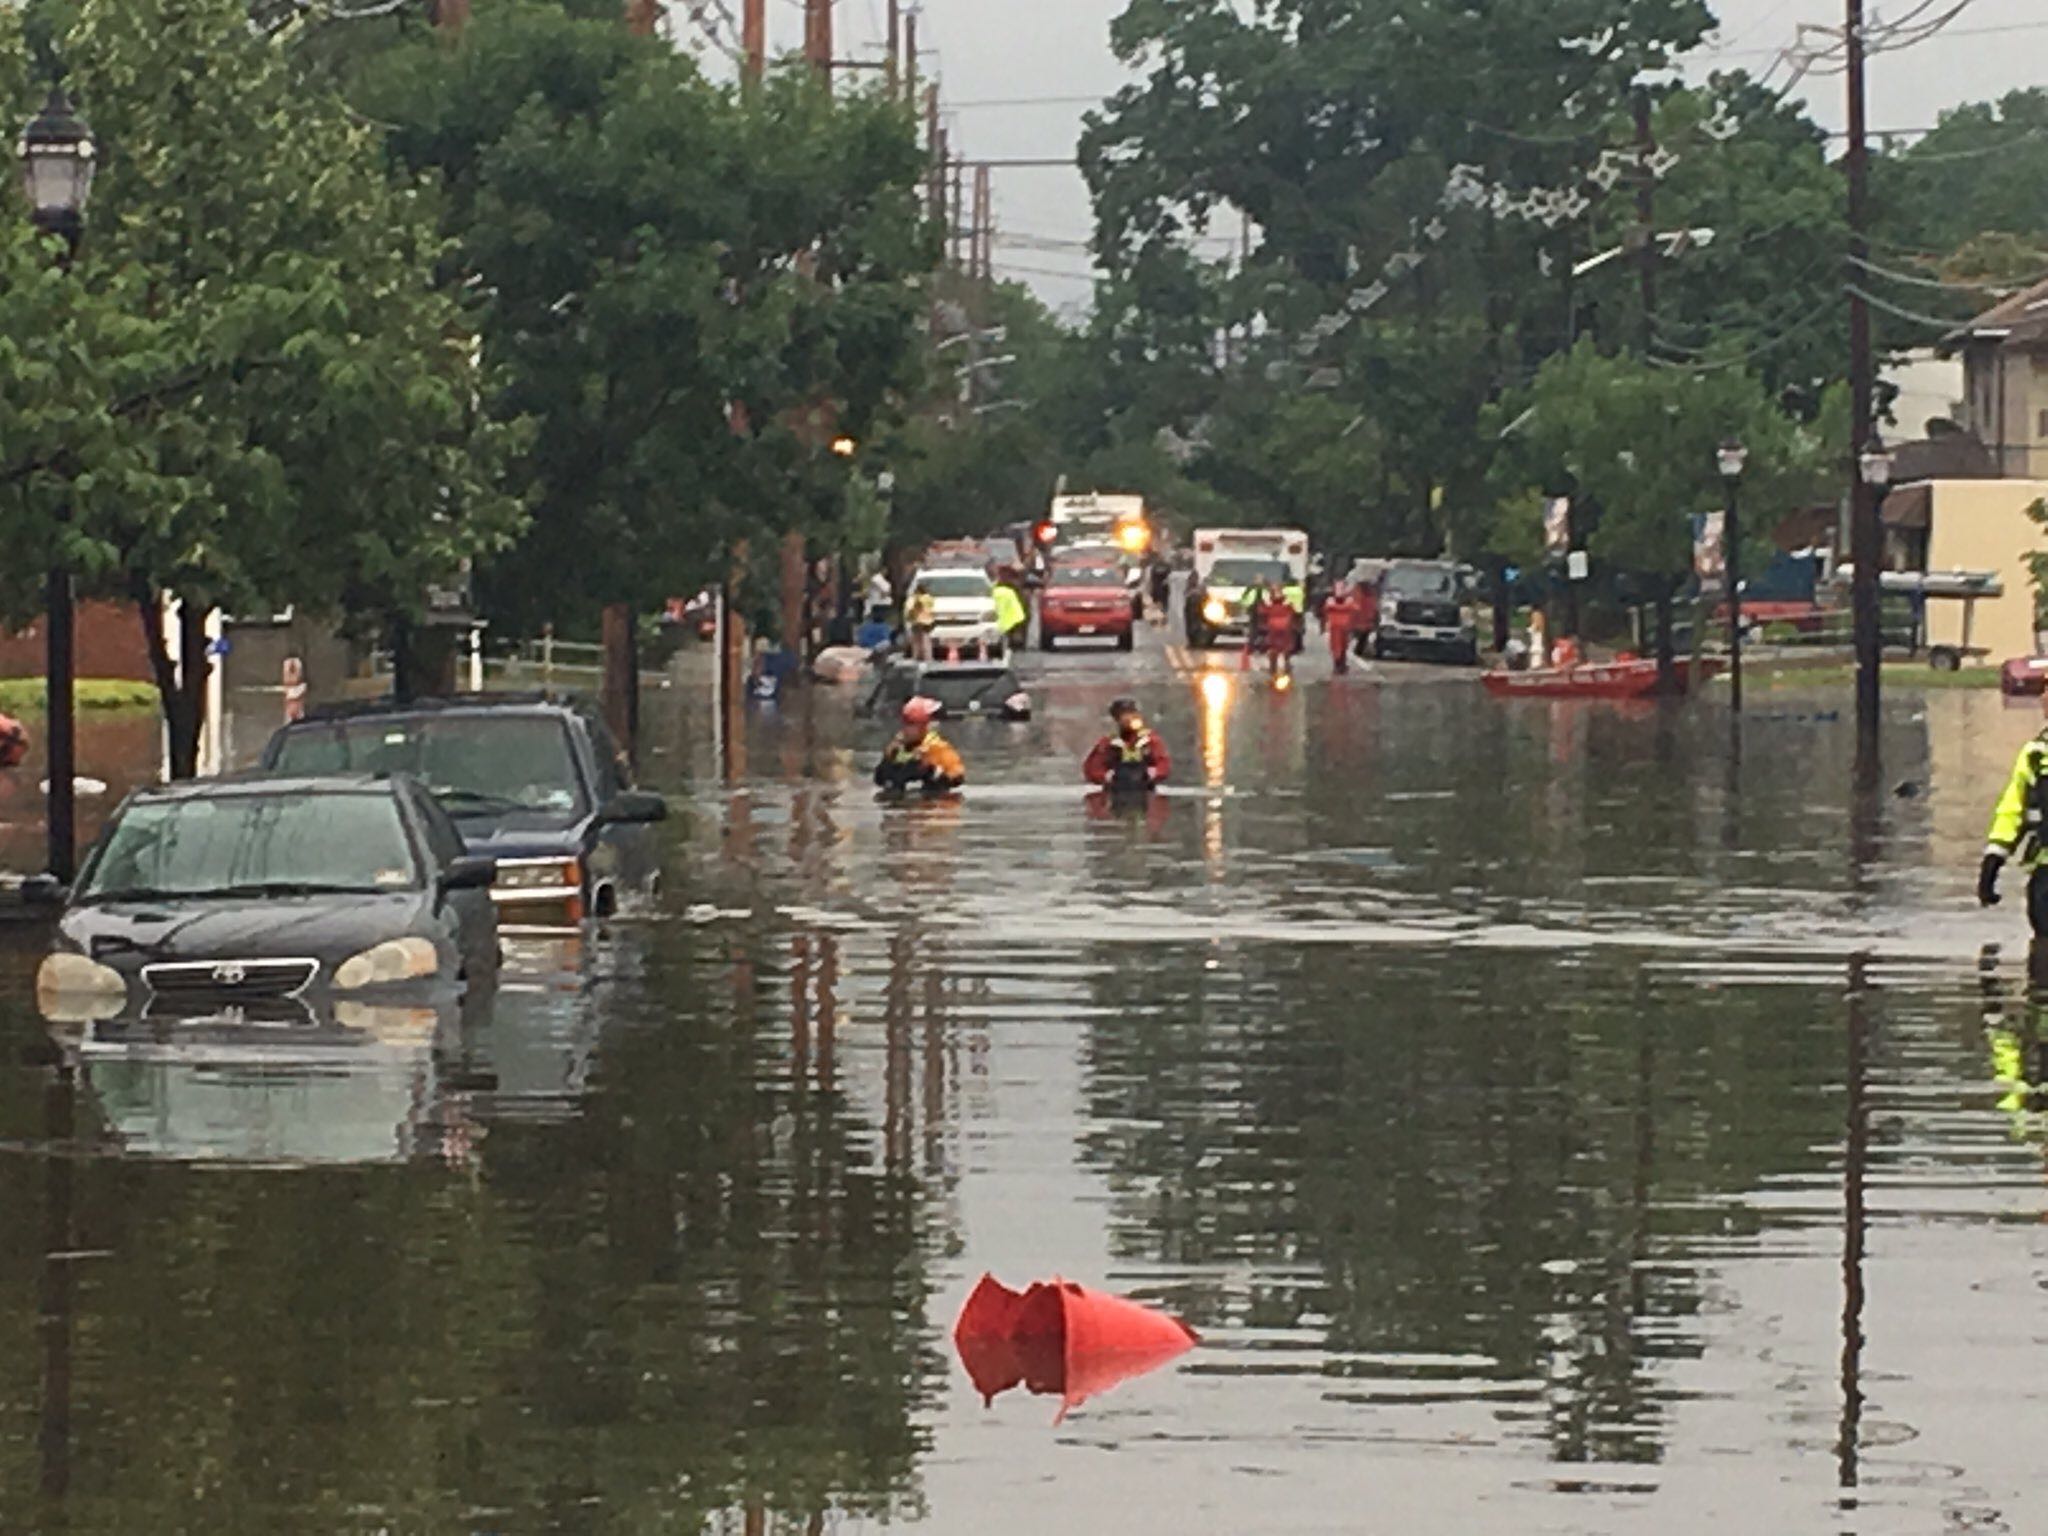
[1845,282,1970,331]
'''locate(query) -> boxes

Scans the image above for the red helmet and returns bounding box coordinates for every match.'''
[901,697,941,726]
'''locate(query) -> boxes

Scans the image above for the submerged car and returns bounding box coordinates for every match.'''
[35,774,499,1023]
[860,658,1032,721]
[260,695,666,931]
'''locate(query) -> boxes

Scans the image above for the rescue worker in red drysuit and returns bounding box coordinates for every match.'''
[1253,580,1297,677]
[1325,579,1368,673]
[1084,697,1172,793]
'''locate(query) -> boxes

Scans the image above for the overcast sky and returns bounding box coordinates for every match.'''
[694,0,2048,317]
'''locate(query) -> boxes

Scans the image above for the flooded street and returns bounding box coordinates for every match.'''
[7,629,2048,1534]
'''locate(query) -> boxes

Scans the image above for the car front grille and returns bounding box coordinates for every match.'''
[142,958,320,999]
[1396,600,1462,628]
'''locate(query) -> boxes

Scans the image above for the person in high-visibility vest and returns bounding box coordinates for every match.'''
[1980,708,2048,932]
[904,584,938,662]
[992,577,1029,653]
[1083,697,1172,793]
[875,697,965,797]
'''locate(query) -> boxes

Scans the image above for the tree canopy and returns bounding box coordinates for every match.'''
[360,5,933,635]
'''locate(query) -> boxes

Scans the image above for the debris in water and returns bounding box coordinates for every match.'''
[953,1272,1198,1421]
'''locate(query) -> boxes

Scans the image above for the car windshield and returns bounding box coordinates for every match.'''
[917,572,992,599]
[1210,558,1289,586]
[80,791,418,902]
[1051,566,1126,588]
[1385,566,1460,600]
[270,715,588,819]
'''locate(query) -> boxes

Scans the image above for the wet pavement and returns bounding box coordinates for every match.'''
[6,619,2048,1533]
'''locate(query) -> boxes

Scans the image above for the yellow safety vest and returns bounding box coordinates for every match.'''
[1987,733,2048,867]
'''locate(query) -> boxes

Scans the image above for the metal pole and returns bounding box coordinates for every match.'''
[1726,474,1743,712]
[1847,0,1881,750]
[44,559,73,883]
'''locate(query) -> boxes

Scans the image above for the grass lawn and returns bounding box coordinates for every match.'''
[0,677,160,714]
[1736,659,2002,691]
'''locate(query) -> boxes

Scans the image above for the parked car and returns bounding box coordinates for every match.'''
[1040,560,1138,651]
[908,567,1006,658]
[259,694,666,931]
[34,773,499,1024]
[860,658,1032,721]
[1370,559,1480,664]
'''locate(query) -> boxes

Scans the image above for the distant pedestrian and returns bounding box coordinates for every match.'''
[1527,606,1549,669]
[866,568,894,627]
[282,656,308,723]
[905,583,937,662]
[0,713,26,770]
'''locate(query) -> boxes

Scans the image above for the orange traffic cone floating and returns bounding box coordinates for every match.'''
[953,1273,1198,1420]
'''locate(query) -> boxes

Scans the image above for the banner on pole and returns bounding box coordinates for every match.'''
[1543,497,1572,557]
[1693,511,1726,583]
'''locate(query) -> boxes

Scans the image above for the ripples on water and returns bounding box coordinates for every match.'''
[3,678,2047,1533]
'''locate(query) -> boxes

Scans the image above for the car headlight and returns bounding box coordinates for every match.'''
[497,859,581,891]
[36,952,127,1022]
[334,936,441,991]
[1202,597,1229,624]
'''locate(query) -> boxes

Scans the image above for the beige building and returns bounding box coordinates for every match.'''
[1948,277,2048,479]
[1916,479,2048,662]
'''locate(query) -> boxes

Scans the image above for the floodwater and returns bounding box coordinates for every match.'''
[6,628,2048,1534]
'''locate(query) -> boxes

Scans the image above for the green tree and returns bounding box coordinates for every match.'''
[1507,342,1829,673]
[2,0,521,773]
[362,6,932,639]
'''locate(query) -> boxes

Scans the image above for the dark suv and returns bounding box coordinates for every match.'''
[260,695,666,932]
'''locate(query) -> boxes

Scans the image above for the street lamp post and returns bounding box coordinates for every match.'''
[18,87,97,885]
[1717,440,1749,711]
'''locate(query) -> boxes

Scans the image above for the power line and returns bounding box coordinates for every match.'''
[1845,281,1969,331]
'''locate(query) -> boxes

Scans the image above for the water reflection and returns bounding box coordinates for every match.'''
[8,680,2048,1531]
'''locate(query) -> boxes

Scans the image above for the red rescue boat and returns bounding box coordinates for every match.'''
[1481,656,1717,700]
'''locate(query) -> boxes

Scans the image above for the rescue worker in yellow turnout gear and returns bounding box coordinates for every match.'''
[991,574,1029,653]
[875,697,966,797]
[1979,714,2048,933]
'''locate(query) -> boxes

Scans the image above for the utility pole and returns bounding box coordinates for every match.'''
[973,162,993,283]
[743,0,765,81]
[887,0,901,99]
[950,157,966,268]
[925,87,942,222]
[1846,0,1882,756]
[904,8,919,106]
[804,0,832,82]
[1632,87,1657,357]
